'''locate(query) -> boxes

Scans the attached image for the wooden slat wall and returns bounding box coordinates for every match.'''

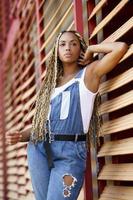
[0,88,4,200]
[4,1,37,199]
[0,1,3,51]
[87,0,133,199]
[0,1,132,200]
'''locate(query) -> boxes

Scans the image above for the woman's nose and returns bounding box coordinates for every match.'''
[65,44,70,51]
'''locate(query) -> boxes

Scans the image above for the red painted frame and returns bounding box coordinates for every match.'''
[73,0,94,199]
[73,0,84,36]
[35,0,46,77]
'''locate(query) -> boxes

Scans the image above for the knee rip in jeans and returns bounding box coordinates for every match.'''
[62,173,77,198]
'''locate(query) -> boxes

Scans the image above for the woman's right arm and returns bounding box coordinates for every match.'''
[6,127,31,145]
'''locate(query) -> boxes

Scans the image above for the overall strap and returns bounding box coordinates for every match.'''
[75,68,85,79]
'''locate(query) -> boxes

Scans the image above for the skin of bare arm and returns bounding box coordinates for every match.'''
[79,42,128,93]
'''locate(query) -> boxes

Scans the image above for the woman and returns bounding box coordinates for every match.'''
[6,30,128,200]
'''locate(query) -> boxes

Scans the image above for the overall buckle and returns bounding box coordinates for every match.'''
[74,134,79,142]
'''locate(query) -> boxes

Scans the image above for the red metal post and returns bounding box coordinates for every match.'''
[35,0,46,88]
[73,1,94,199]
[87,0,97,45]
[73,0,84,36]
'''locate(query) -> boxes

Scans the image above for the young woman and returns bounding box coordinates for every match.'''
[6,30,128,200]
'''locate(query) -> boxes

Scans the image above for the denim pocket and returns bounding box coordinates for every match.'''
[75,141,87,161]
[60,91,70,120]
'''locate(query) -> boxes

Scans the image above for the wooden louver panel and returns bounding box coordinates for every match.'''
[99,186,133,200]
[99,90,133,114]
[101,113,133,135]
[98,164,133,181]
[98,137,133,157]
[90,0,129,39]
[99,68,132,95]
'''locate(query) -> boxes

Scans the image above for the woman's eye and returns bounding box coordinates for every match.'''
[59,43,65,46]
[72,43,77,46]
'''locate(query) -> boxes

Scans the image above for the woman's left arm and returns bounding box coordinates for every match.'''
[84,42,128,78]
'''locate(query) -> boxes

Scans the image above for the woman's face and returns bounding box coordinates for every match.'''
[58,32,81,64]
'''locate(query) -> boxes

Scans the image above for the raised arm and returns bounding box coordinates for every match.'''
[79,42,128,93]
[85,42,128,77]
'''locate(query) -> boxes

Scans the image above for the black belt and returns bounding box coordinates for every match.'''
[50,134,86,142]
[44,133,86,169]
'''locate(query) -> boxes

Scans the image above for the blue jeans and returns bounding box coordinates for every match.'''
[27,140,87,200]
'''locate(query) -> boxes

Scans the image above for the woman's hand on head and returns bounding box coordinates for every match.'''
[77,50,93,66]
[5,130,23,145]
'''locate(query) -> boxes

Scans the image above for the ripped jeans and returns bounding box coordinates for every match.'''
[27,140,87,200]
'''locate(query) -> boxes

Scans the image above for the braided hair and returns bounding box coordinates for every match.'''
[31,30,102,144]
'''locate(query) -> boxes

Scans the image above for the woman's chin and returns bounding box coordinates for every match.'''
[62,58,77,64]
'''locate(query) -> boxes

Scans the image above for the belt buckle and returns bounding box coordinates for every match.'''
[74,134,78,142]
[49,133,54,143]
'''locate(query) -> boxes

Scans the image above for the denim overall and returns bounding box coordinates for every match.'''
[27,68,88,200]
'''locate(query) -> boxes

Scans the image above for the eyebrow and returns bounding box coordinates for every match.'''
[59,39,79,43]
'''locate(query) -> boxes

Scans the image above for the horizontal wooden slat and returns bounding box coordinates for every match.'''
[99,68,132,95]
[7,183,18,191]
[25,180,34,192]
[23,95,36,111]
[25,170,30,179]
[18,176,26,185]
[98,137,133,157]
[120,44,133,62]
[4,98,12,109]
[7,167,17,175]
[102,17,133,43]
[17,167,26,175]
[90,0,129,39]
[13,84,23,97]
[99,186,133,200]
[7,191,18,199]
[12,112,23,124]
[7,159,17,167]
[5,106,13,116]
[17,157,26,166]
[21,85,36,101]
[98,164,133,181]
[40,3,73,52]
[25,192,35,200]
[7,175,17,183]
[20,58,35,80]
[6,151,17,159]
[20,74,35,91]
[89,0,107,20]
[40,0,66,38]
[101,113,133,135]
[24,108,35,121]
[17,148,27,157]
[99,90,133,114]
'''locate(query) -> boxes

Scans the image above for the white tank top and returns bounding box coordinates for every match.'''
[49,67,98,133]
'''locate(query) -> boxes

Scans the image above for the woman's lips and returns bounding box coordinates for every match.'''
[64,53,72,57]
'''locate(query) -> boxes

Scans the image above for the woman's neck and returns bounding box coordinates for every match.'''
[62,63,81,77]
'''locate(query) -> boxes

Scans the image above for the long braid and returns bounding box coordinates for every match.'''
[31,33,62,142]
[73,31,103,146]
[31,30,102,145]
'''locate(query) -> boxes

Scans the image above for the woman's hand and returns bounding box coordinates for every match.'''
[6,127,31,145]
[78,49,94,66]
[6,130,23,145]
